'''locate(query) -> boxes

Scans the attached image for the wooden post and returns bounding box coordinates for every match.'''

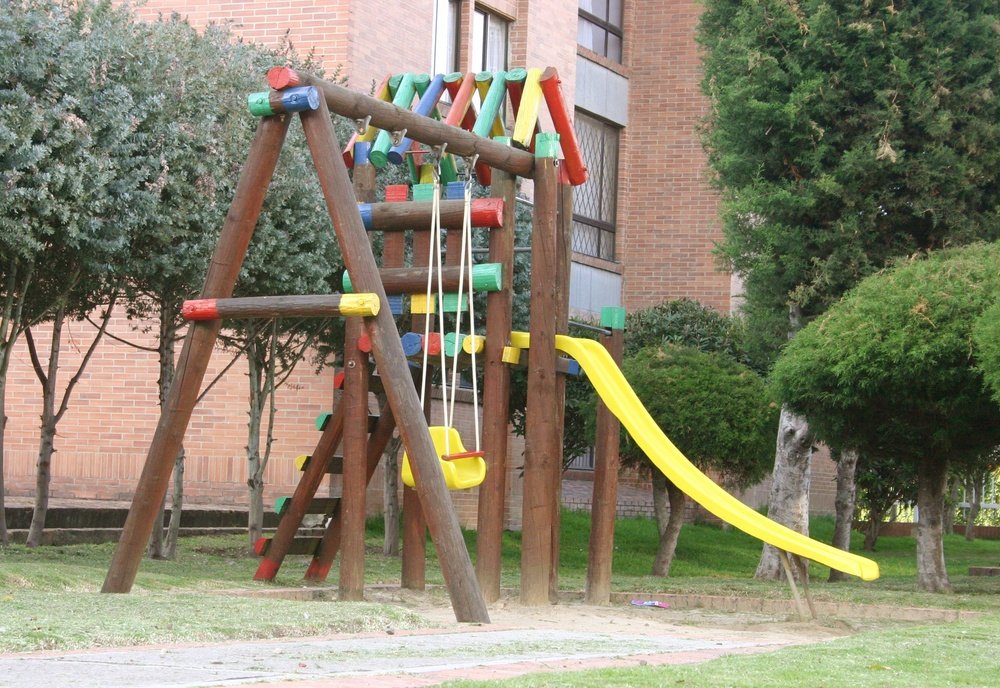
[585,310,624,605]
[402,185,431,591]
[339,317,369,600]
[548,175,573,601]
[520,153,560,606]
[300,102,489,623]
[476,165,516,602]
[102,116,291,594]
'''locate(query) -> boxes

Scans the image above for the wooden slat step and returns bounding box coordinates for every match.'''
[254,536,322,557]
[294,454,344,474]
[274,496,340,516]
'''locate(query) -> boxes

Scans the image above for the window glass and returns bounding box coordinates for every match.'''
[572,111,619,261]
[433,0,459,76]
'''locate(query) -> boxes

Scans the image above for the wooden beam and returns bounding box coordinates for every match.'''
[300,101,489,624]
[182,293,379,320]
[360,198,503,232]
[102,115,291,594]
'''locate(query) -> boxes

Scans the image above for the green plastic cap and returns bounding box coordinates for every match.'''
[535,132,561,159]
[412,183,436,201]
[601,306,626,330]
[442,293,469,313]
[247,91,274,117]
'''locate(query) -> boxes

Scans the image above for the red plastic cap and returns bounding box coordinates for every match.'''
[471,198,504,228]
[267,66,301,90]
[333,371,346,389]
[358,334,372,353]
[181,299,218,321]
[425,332,442,356]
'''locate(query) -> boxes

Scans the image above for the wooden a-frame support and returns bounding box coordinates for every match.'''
[102,103,490,624]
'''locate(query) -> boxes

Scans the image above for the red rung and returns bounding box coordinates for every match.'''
[443,450,485,461]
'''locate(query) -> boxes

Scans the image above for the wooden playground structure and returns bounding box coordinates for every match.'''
[101,66,629,624]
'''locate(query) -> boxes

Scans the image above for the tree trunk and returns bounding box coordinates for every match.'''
[26,309,64,547]
[828,448,858,582]
[755,406,813,580]
[943,475,959,535]
[383,434,402,556]
[915,455,952,593]
[246,344,265,552]
[651,473,686,577]
[148,498,168,558]
[164,447,184,559]
[0,375,8,545]
[963,475,981,542]
[863,512,883,551]
[652,471,670,536]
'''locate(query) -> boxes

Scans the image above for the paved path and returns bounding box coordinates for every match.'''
[0,625,801,687]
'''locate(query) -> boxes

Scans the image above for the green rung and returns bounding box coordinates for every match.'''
[441,292,468,312]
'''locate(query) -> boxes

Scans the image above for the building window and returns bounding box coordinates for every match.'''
[573,111,619,261]
[471,7,509,74]
[578,0,623,63]
[432,0,460,76]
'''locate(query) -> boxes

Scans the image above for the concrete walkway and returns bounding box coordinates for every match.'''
[0,624,804,688]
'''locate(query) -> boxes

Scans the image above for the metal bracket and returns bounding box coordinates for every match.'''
[354,115,371,135]
[391,128,408,146]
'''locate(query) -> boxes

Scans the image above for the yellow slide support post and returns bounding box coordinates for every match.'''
[508,331,880,581]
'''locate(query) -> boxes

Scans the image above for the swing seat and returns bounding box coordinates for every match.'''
[401,426,487,490]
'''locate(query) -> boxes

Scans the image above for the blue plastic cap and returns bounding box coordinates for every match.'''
[388,295,404,315]
[280,86,320,112]
[445,181,465,200]
[358,203,373,230]
[354,141,371,165]
[400,332,423,357]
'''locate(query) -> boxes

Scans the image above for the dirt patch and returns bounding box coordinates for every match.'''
[362,586,857,645]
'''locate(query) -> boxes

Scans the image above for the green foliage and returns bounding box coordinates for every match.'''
[973,300,1000,403]
[699,0,1000,359]
[772,242,1000,466]
[624,298,761,373]
[0,0,155,321]
[616,345,778,488]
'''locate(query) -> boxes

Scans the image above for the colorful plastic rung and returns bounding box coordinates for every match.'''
[401,426,486,490]
[387,295,404,316]
[441,292,468,313]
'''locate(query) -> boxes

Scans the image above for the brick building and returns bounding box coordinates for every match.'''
[3,0,838,527]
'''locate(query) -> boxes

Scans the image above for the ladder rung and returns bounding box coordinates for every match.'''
[255,536,323,557]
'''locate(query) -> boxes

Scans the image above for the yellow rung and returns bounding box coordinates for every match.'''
[411,293,436,314]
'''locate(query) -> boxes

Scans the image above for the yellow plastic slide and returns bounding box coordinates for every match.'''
[509,332,879,581]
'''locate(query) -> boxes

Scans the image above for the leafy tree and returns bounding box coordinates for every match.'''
[0,0,160,546]
[615,345,777,576]
[698,0,1000,577]
[771,243,1000,591]
[854,454,918,551]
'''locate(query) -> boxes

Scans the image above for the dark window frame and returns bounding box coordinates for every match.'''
[572,110,620,261]
[578,1,624,62]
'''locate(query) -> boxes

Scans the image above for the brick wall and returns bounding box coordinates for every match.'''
[618,0,731,314]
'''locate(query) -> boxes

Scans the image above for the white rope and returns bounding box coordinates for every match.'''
[465,179,481,452]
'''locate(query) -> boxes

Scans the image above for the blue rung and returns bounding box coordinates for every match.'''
[445,181,465,200]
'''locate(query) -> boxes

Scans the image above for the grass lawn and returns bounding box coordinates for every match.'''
[1,509,998,682]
